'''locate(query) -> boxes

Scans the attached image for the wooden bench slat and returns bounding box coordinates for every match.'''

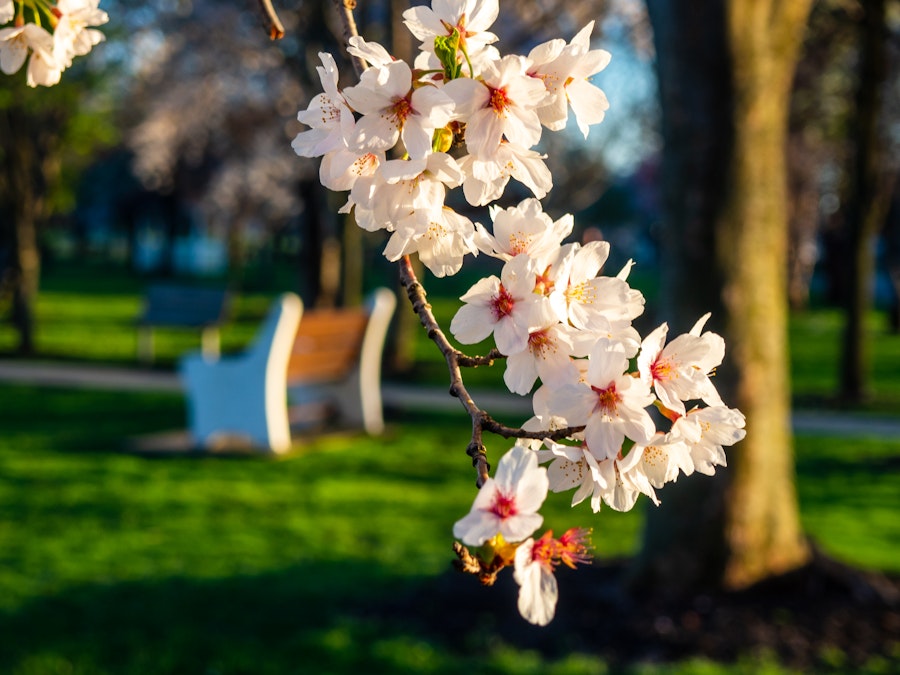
[287,309,368,383]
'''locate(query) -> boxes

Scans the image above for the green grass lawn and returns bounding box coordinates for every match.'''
[0,263,274,368]
[0,382,897,674]
[789,309,900,413]
[0,264,898,673]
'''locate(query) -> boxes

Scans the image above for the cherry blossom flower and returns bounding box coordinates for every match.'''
[345,152,463,232]
[24,38,61,87]
[0,0,14,24]
[515,412,572,452]
[618,432,695,489]
[457,141,552,206]
[550,241,644,334]
[403,0,500,69]
[542,440,605,508]
[513,533,558,625]
[343,59,454,159]
[444,54,546,157]
[638,319,722,416]
[539,436,654,513]
[319,148,383,193]
[453,445,549,546]
[0,23,61,87]
[347,35,394,68]
[514,528,591,625]
[450,253,547,355]
[589,452,657,512]
[382,206,479,277]
[503,312,581,395]
[549,338,656,460]
[528,21,611,137]
[1,23,49,75]
[52,0,108,69]
[688,312,726,406]
[671,405,746,475]
[473,197,573,263]
[292,52,356,159]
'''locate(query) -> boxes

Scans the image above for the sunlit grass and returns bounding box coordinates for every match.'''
[0,264,897,672]
[794,434,900,573]
[790,309,900,412]
[0,380,897,673]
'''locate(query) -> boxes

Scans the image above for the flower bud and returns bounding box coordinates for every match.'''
[432,126,454,153]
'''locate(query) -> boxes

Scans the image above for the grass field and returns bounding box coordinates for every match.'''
[0,381,897,674]
[0,263,898,673]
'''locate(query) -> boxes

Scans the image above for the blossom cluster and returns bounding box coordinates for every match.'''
[0,0,107,87]
[292,0,746,625]
[292,1,610,278]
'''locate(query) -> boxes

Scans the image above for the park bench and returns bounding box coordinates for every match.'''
[179,288,396,453]
[137,284,231,364]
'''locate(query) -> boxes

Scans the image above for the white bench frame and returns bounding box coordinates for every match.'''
[179,289,395,453]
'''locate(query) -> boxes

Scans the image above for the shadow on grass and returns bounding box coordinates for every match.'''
[0,560,543,675]
[2,553,897,675]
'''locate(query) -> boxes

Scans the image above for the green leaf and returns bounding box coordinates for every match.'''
[433,28,462,81]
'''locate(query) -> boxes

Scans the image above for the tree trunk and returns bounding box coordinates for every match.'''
[633,0,812,594]
[886,189,900,333]
[839,0,890,403]
[0,106,43,356]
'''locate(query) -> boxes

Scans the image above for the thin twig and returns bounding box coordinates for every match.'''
[329,3,584,486]
[331,0,368,78]
[398,257,585,486]
[255,0,285,40]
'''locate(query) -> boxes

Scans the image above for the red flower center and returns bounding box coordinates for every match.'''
[528,329,553,356]
[489,86,510,115]
[591,383,621,415]
[390,96,414,126]
[489,491,518,520]
[650,357,674,383]
[491,284,515,320]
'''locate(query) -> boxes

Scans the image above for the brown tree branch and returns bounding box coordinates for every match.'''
[327,1,584,487]
[398,256,584,486]
[331,0,368,78]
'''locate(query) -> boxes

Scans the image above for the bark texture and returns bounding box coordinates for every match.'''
[634,0,813,594]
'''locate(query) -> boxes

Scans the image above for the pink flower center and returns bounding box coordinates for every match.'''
[489,490,518,519]
[591,383,621,415]
[650,357,674,383]
[530,531,557,568]
[489,86,511,115]
[530,529,593,571]
[528,329,553,357]
[490,284,515,320]
[390,96,414,126]
[557,527,592,569]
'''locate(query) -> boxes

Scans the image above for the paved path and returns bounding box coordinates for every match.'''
[2,360,900,438]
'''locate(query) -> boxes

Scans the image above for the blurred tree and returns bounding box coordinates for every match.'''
[0,72,116,355]
[839,0,894,403]
[786,0,858,311]
[123,0,352,303]
[633,0,813,593]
